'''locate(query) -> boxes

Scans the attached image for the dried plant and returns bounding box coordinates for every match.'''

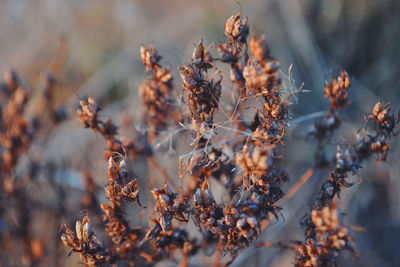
[58,11,399,267]
[0,8,398,267]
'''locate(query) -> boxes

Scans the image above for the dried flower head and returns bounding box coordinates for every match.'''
[324,70,351,113]
[224,12,249,44]
[296,202,353,267]
[140,44,161,71]
[61,216,106,265]
[139,44,175,137]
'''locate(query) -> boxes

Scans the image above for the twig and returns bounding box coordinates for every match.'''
[285,168,314,201]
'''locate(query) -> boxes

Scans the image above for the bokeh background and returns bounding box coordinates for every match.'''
[0,0,399,266]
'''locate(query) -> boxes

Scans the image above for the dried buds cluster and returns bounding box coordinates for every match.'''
[139,44,175,137]
[179,12,288,259]
[366,101,399,137]
[59,11,399,267]
[143,185,198,260]
[140,44,161,71]
[77,96,150,159]
[101,157,141,254]
[224,13,249,44]
[244,35,288,144]
[61,216,107,265]
[243,35,280,96]
[0,70,33,192]
[186,148,236,197]
[297,101,398,266]
[180,41,221,145]
[308,71,352,166]
[314,101,398,209]
[354,101,399,162]
[63,158,143,265]
[323,70,351,113]
[151,184,188,232]
[218,13,249,92]
[296,202,353,267]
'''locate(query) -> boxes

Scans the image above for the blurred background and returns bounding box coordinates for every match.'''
[0,0,399,266]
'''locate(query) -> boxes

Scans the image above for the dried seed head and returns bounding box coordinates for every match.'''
[323,70,351,112]
[107,157,119,182]
[75,220,83,241]
[236,144,274,175]
[249,35,270,61]
[82,216,92,241]
[140,44,161,71]
[243,58,281,95]
[192,40,213,69]
[179,65,199,88]
[119,159,128,179]
[224,12,249,43]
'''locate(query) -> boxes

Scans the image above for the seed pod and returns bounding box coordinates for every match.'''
[140,45,161,70]
[192,41,213,68]
[119,159,128,179]
[192,41,205,61]
[201,180,214,205]
[160,213,171,232]
[75,220,83,241]
[122,185,131,196]
[193,188,203,206]
[82,217,92,241]
[88,96,98,112]
[61,234,75,249]
[140,45,148,66]
[179,66,198,88]
[373,101,382,117]
[160,194,170,205]
[107,157,119,182]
